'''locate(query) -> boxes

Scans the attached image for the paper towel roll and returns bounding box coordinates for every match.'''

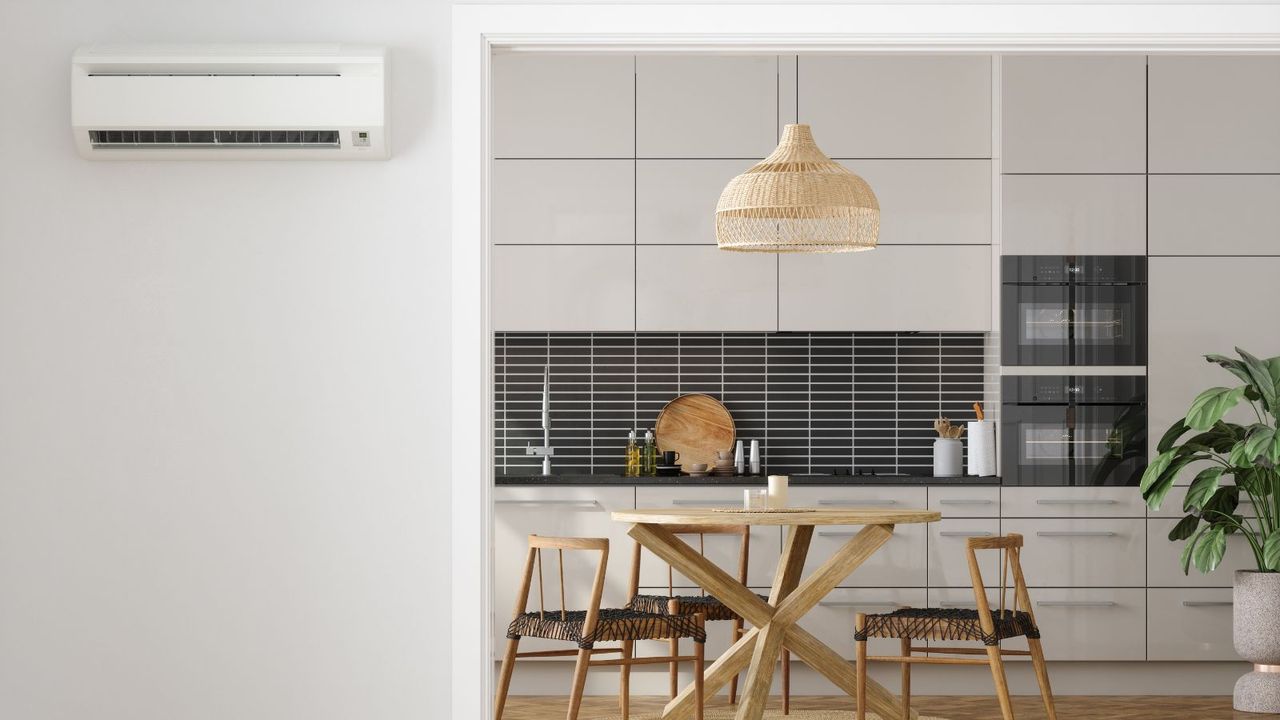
[967,420,996,476]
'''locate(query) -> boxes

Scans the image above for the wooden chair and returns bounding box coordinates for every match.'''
[625,524,794,713]
[494,534,706,720]
[854,533,1057,720]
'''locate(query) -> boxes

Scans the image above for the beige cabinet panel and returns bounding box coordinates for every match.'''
[1149,56,1280,173]
[1149,175,1280,256]
[798,55,991,159]
[633,487,781,588]
[492,246,635,331]
[797,588,929,660]
[492,487,636,659]
[1149,258,1280,452]
[1147,519,1257,588]
[636,55,778,159]
[1004,518,1145,587]
[492,160,634,245]
[789,487,928,587]
[1147,588,1237,661]
[1002,175,1145,255]
[1022,588,1146,661]
[492,53,635,158]
[636,159,745,245]
[843,160,991,245]
[779,246,992,332]
[1001,55,1146,173]
[928,518,1001,587]
[1000,487,1146,518]
[635,246,777,332]
[928,486,1000,518]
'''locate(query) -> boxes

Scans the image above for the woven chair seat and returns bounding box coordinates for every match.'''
[855,607,1040,647]
[627,593,768,622]
[507,608,707,648]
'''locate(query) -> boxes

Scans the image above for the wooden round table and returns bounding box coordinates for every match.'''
[612,506,941,720]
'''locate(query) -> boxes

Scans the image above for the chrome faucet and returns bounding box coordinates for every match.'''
[525,365,555,475]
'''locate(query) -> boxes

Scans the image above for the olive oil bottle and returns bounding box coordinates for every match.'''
[624,429,641,477]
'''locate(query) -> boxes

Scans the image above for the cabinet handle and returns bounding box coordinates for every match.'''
[818,499,898,506]
[1035,531,1118,537]
[939,531,994,537]
[671,499,738,506]
[818,530,900,539]
[820,601,907,609]
[1182,600,1233,607]
[938,499,995,506]
[495,500,602,510]
[1036,600,1118,608]
[938,601,978,608]
[1035,499,1119,506]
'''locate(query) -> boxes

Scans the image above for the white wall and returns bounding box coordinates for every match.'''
[0,1,450,719]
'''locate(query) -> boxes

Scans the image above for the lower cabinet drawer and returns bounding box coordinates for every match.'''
[1147,588,1236,661]
[1001,487,1146,518]
[790,486,928,587]
[928,519,1001,587]
[1004,518,1145,587]
[928,486,1000,517]
[1147,519,1256,587]
[795,588,929,660]
[928,588,1146,661]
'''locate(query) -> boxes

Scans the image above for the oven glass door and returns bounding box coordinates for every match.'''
[1001,284,1071,366]
[1000,404,1075,485]
[1072,284,1147,366]
[1073,404,1147,486]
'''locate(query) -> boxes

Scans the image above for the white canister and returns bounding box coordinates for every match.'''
[967,420,996,476]
[767,475,790,508]
[933,439,963,477]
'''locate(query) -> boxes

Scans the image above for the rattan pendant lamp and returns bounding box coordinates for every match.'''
[716,123,879,253]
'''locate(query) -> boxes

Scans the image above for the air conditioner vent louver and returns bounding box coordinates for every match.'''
[88,129,341,148]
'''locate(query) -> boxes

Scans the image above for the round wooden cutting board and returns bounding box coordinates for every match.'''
[654,394,736,470]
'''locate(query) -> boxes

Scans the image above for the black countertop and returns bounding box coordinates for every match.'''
[496,474,1000,486]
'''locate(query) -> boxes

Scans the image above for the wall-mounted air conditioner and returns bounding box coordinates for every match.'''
[71,44,388,160]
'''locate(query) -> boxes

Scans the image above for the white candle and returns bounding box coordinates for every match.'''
[767,475,789,509]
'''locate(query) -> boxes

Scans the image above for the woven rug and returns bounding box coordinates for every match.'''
[594,710,946,720]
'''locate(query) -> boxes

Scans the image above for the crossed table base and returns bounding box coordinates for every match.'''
[613,507,942,720]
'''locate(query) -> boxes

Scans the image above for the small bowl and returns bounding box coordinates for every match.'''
[686,463,709,473]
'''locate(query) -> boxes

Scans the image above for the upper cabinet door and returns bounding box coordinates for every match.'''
[636,246,777,332]
[636,159,745,245]
[778,245,992,332]
[1002,175,1146,255]
[1149,175,1280,256]
[492,160,635,245]
[492,53,635,158]
[798,55,991,159]
[1149,56,1280,173]
[492,246,636,332]
[1001,56,1146,174]
[845,160,991,245]
[636,55,778,159]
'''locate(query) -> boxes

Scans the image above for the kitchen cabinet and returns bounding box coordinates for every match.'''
[1002,175,1145,255]
[778,245,992,332]
[636,55,779,159]
[1147,588,1237,661]
[1148,258,1280,447]
[491,53,635,159]
[492,245,636,331]
[797,55,991,159]
[1149,56,1280,173]
[927,518,1001,587]
[491,160,634,245]
[1148,175,1280,256]
[1001,487,1146,518]
[795,588,928,660]
[927,486,1000,518]
[1003,518,1145,588]
[1147,519,1257,588]
[636,159,748,245]
[633,487,781,587]
[843,160,991,245]
[492,486,637,659]
[1001,55,1146,174]
[635,246,777,332]
[1019,588,1147,661]
[789,487,928,587]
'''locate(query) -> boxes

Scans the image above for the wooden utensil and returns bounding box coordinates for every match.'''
[654,394,736,470]
[973,402,985,421]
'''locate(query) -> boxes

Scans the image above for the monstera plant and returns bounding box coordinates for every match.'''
[1141,348,1280,574]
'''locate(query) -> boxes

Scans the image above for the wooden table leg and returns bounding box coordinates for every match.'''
[735,526,813,719]
[663,627,759,720]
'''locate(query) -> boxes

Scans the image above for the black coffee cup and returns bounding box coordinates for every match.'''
[660,450,680,466]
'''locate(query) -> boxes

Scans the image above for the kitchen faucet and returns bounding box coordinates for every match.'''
[525,365,555,475]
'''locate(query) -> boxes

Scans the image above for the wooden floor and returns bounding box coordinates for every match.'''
[501,694,1248,720]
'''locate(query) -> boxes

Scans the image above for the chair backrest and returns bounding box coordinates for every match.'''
[964,533,1035,635]
[511,535,610,636]
[629,524,751,598]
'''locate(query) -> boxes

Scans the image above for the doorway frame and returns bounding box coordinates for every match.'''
[450,4,1280,717]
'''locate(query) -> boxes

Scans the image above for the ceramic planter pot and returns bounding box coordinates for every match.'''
[1234,570,1280,713]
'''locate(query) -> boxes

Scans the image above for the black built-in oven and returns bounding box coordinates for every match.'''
[1001,256,1147,366]
[1001,375,1147,486]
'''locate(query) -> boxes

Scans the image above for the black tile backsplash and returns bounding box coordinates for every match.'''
[495,332,990,476]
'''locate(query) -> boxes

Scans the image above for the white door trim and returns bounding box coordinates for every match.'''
[451,4,1280,717]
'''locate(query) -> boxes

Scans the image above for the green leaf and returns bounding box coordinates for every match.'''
[1193,525,1228,574]
[1243,425,1278,464]
[1203,484,1241,519]
[1185,386,1246,431]
[1182,525,1207,576]
[1271,427,1280,465]
[1264,529,1280,572]
[1183,467,1225,511]
[1266,356,1280,386]
[1237,348,1278,416]
[1140,450,1179,510]
[1207,354,1255,386]
[1168,514,1202,541]
[1156,418,1190,454]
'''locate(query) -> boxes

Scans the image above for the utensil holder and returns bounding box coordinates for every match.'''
[933,438,963,477]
